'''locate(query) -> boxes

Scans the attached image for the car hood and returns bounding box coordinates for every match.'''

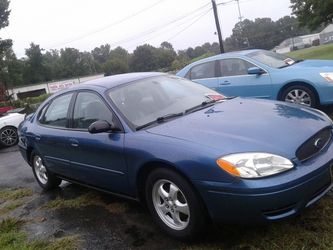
[146,98,332,159]
[288,59,333,70]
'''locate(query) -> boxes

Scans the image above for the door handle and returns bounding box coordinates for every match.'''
[220,81,230,86]
[69,139,79,147]
[35,134,41,141]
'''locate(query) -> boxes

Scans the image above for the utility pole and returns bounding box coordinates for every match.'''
[235,0,250,48]
[236,0,243,22]
[211,0,225,53]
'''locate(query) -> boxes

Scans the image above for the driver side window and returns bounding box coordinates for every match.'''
[73,92,113,129]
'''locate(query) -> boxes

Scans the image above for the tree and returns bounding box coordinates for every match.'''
[0,0,12,89]
[130,44,158,72]
[23,43,45,84]
[91,44,111,65]
[103,58,129,76]
[156,42,176,70]
[291,0,333,30]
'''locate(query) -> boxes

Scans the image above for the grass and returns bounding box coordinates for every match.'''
[0,188,33,202]
[41,192,128,214]
[287,43,333,60]
[0,217,79,250]
[0,201,24,216]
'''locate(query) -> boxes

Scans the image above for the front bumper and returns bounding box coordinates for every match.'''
[194,143,333,224]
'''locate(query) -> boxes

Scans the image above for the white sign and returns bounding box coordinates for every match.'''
[48,81,76,93]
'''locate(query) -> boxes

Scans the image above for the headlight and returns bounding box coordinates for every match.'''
[216,153,294,178]
[320,73,333,82]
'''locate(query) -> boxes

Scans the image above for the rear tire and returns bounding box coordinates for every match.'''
[31,151,62,190]
[145,168,206,240]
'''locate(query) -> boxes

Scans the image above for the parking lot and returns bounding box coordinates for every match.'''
[1,106,333,249]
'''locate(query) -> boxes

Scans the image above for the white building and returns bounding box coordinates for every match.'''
[8,74,104,100]
[319,24,333,44]
[274,33,320,54]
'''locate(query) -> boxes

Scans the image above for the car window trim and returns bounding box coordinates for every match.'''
[37,91,76,130]
[69,89,125,133]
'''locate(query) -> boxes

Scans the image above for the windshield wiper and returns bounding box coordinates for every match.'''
[136,112,184,131]
[185,99,217,114]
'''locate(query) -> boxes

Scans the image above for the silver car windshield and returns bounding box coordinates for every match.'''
[108,75,223,128]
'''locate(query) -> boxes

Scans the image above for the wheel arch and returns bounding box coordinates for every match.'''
[277,81,320,105]
[26,146,34,167]
[136,160,210,218]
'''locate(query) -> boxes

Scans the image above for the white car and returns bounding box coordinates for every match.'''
[0,109,26,147]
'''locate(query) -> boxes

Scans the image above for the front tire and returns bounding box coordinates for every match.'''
[0,126,18,147]
[31,151,62,190]
[145,168,206,240]
[281,85,317,107]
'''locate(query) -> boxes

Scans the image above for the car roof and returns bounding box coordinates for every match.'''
[198,49,261,62]
[80,72,165,89]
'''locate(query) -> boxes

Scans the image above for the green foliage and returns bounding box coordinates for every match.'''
[0,93,51,108]
[23,43,45,84]
[130,44,159,72]
[226,16,312,51]
[291,0,333,30]
[103,58,129,76]
[91,44,111,65]
[0,0,10,29]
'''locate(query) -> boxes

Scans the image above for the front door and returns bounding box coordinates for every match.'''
[216,58,272,99]
[68,91,128,194]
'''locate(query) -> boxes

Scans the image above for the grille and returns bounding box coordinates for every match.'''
[296,127,332,162]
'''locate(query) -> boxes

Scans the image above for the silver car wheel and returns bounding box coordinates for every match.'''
[152,179,190,231]
[284,89,312,107]
[0,127,18,147]
[33,155,48,185]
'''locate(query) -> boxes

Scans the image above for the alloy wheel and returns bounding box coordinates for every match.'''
[284,89,312,107]
[0,128,18,147]
[33,155,48,185]
[152,179,190,230]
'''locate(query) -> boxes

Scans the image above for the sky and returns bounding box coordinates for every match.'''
[0,0,292,58]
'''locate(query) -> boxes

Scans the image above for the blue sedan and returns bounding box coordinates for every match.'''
[18,73,333,239]
[177,49,333,107]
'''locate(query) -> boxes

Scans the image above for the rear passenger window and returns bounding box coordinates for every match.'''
[190,61,216,80]
[73,92,113,129]
[39,93,73,128]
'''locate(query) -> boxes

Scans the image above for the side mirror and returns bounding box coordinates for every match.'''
[248,67,265,75]
[88,120,119,134]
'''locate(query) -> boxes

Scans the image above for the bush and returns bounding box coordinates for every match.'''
[0,93,52,108]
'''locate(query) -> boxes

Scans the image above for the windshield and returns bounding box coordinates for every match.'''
[108,75,224,128]
[247,50,298,68]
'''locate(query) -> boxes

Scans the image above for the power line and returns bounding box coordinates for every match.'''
[109,3,211,48]
[45,0,167,49]
[167,8,212,42]
[124,6,212,49]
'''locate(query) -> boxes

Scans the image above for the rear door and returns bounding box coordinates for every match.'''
[34,93,74,175]
[216,58,273,98]
[188,60,219,90]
